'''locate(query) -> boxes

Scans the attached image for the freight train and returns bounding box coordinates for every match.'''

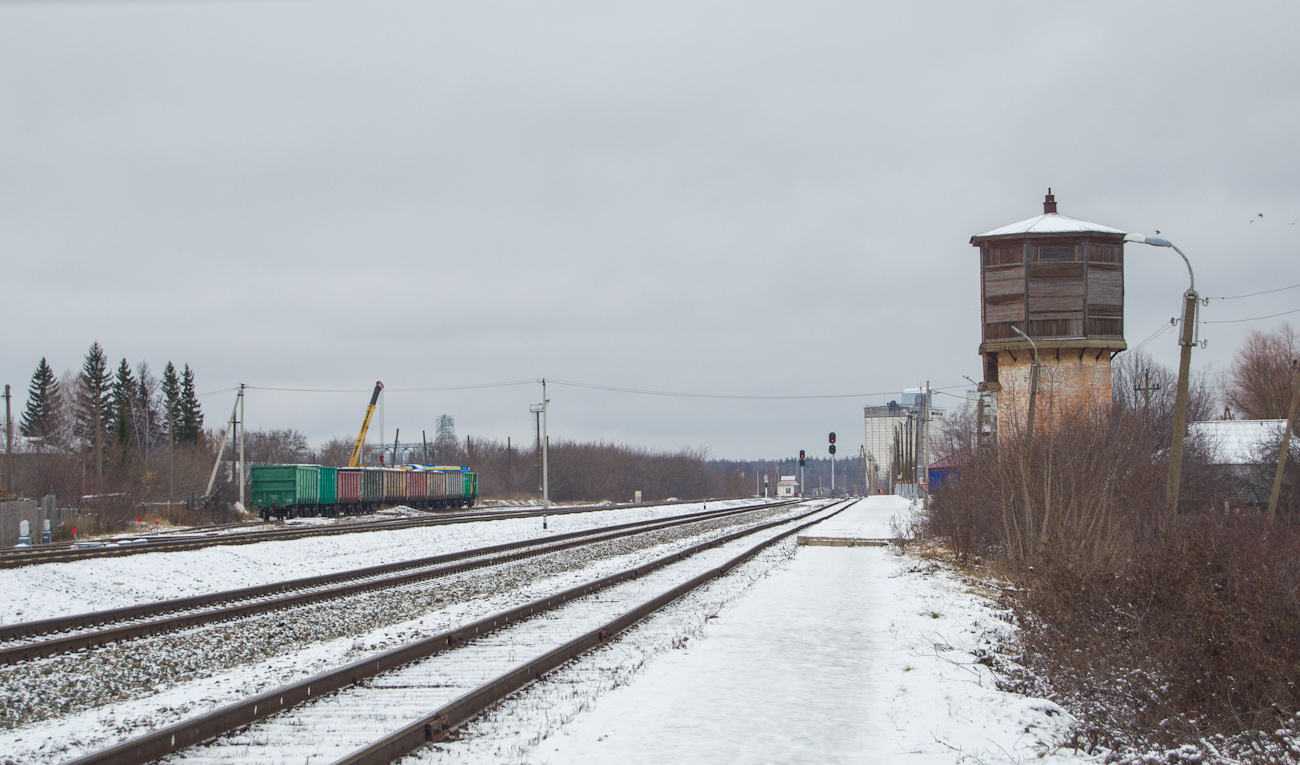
[250,464,479,521]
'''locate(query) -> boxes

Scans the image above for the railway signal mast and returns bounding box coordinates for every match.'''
[798,449,805,498]
[829,432,836,496]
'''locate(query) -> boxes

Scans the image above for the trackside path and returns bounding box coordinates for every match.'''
[419,497,1089,764]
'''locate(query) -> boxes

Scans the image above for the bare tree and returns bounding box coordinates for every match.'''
[1222,323,1299,421]
[244,429,310,465]
[314,436,355,467]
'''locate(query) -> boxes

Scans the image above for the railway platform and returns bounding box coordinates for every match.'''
[542,495,1081,764]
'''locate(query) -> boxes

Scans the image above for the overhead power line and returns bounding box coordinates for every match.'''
[1129,323,1174,352]
[244,380,537,394]
[1202,306,1300,325]
[545,378,968,400]
[1204,282,1300,301]
[214,379,968,402]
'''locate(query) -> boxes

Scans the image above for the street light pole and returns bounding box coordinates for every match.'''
[1125,233,1198,528]
[1010,326,1042,450]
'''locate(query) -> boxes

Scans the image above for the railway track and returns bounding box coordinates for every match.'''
[0,497,744,569]
[63,498,851,765]
[0,500,796,664]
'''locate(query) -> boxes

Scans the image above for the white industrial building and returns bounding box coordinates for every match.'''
[863,390,945,495]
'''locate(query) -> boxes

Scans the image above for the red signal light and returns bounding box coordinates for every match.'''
[829,432,836,444]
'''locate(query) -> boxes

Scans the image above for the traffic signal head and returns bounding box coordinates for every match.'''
[829,432,836,444]
[799,450,805,459]
[829,444,837,455]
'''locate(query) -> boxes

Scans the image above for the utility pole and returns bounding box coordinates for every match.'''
[1135,369,1162,415]
[541,379,550,506]
[205,389,243,498]
[3,384,11,496]
[168,402,174,513]
[1267,360,1300,524]
[238,384,246,510]
[859,444,867,497]
[393,429,401,467]
[422,431,428,464]
[920,381,931,505]
[1167,290,1199,526]
[530,403,543,493]
[1124,233,1199,530]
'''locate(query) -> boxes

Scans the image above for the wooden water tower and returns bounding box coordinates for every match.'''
[971,191,1128,434]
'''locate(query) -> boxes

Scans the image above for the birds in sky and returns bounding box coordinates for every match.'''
[1250,213,1264,223]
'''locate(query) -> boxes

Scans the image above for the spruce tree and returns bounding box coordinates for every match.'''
[179,365,204,444]
[20,358,61,442]
[76,342,112,445]
[161,362,181,441]
[111,359,137,449]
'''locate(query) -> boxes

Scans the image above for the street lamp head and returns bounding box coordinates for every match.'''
[1010,325,1041,364]
[1124,232,1173,248]
[1126,232,1193,290]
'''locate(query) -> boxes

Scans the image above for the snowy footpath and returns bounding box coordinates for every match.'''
[526,497,1085,764]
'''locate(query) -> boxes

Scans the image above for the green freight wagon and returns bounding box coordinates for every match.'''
[462,471,478,505]
[317,466,338,507]
[250,465,321,520]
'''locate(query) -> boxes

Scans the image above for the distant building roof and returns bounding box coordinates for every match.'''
[1190,419,1286,465]
[974,212,1127,239]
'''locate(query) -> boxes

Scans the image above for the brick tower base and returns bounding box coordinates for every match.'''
[989,348,1114,438]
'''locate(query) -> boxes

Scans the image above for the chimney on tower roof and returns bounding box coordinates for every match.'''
[1043,189,1057,214]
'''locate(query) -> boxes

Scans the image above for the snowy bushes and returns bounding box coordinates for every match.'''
[923,412,1300,760]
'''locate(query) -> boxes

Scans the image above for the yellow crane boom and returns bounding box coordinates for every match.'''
[347,381,384,468]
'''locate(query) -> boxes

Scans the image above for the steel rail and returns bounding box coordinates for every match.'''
[0,497,746,569]
[335,498,853,765]
[63,499,848,765]
[0,501,795,664]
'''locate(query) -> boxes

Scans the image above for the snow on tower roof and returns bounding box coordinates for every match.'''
[972,189,1127,239]
[974,212,1127,238]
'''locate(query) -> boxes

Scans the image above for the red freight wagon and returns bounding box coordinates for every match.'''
[405,470,427,500]
[336,469,362,504]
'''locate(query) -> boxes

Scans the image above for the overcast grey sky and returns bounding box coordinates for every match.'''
[3,1,1298,459]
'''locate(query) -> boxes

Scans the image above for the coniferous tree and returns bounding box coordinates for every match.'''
[76,342,113,446]
[111,358,137,449]
[178,365,204,444]
[161,362,181,441]
[20,358,62,443]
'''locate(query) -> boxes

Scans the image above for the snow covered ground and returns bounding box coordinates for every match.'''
[0,501,817,762]
[0,499,759,624]
[0,497,1090,763]
[422,497,1086,764]
[801,493,913,539]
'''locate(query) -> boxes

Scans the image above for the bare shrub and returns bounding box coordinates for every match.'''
[924,408,1299,758]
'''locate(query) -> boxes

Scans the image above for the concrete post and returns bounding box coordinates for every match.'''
[1166,290,1199,527]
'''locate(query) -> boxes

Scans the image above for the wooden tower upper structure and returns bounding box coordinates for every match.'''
[971,191,1128,430]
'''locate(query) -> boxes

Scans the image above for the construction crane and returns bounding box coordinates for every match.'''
[347,382,384,468]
